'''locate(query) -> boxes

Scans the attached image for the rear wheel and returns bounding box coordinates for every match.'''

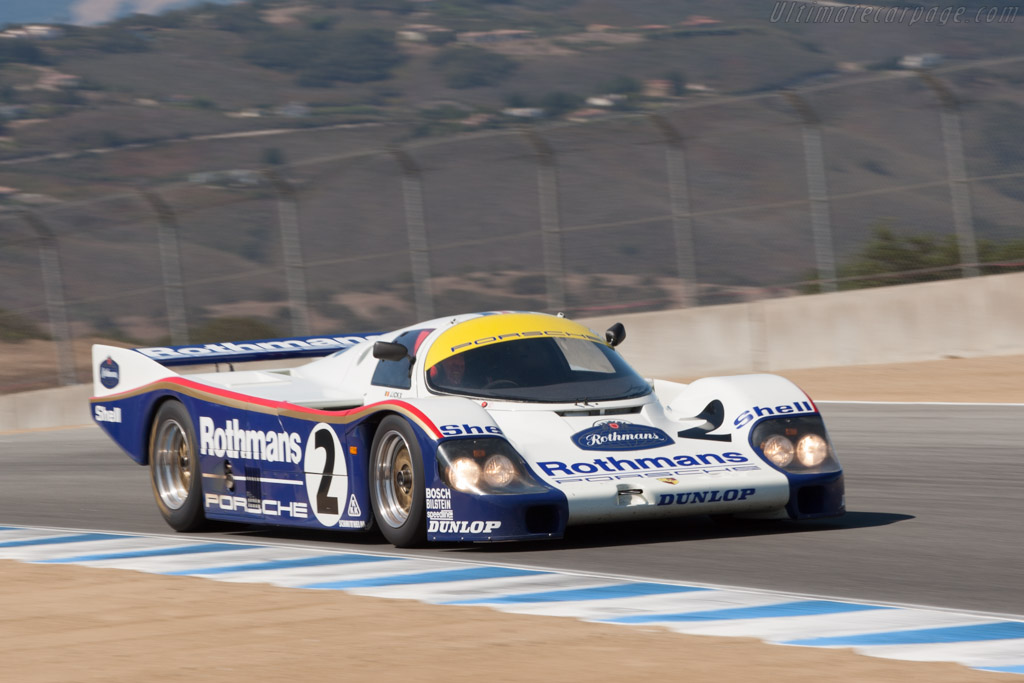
[149,400,205,531]
[369,416,426,547]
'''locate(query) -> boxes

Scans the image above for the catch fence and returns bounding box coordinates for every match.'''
[2,57,1023,390]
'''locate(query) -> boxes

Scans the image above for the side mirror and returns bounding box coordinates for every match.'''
[605,322,626,347]
[373,341,410,362]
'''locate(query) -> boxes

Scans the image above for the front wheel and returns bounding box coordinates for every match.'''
[369,416,426,548]
[149,400,206,531]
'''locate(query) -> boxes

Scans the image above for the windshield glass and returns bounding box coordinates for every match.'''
[426,337,650,402]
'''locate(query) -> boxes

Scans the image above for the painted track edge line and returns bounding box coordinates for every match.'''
[2,523,1023,623]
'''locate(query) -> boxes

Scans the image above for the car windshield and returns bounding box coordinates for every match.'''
[426,337,651,402]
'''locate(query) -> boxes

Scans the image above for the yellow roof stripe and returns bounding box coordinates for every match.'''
[425,313,604,368]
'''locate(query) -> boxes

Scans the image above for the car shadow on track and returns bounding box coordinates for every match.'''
[219,510,912,553]
[453,510,914,554]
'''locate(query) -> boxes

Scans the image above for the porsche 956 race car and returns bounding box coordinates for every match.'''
[90,311,844,547]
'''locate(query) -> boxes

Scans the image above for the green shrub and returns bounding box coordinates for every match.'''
[88,27,152,53]
[806,223,1024,292]
[206,3,267,33]
[0,308,50,343]
[0,39,49,65]
[432,46,518,89]
[596,75,640,95]
[245,28,404,83]
[539,91,582,117]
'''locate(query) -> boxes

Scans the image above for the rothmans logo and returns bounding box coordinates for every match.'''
[571,420,673,452]
[99,357,119,389]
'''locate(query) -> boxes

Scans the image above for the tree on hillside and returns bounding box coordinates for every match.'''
[55,25,151,53]
[596,75,641,95]
[245,28,404,84]
[0,39,49,65]
[205,2,267,33]
[432,46,518,89]
[540,91,582,117]
[503,92,530,108]
[353,0,415,13]
[665,70,687,96]
[112,11,190,29]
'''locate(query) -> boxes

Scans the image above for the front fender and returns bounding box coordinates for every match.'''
[398,397,569,541]
[663,374,817,434]
[663,374,843,519]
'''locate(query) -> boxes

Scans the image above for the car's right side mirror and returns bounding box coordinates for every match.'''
[605,322,626,347]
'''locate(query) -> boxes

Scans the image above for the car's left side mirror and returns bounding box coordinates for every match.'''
[373,341,410,362]
[605,322,626,347]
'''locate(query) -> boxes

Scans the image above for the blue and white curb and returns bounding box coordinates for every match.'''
[2,525,1022,676]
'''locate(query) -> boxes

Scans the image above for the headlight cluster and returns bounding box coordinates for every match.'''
[751,416,839,474]
[437,438,547,495]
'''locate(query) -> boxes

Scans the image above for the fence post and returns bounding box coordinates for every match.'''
[140,190,189,345]
[523,129,566,313]
[389,148,434,321]
[22,211,76,386]
[783,92,837,292]
[266,170,311,336]
[919,73,980,278]
[648,114,698,308]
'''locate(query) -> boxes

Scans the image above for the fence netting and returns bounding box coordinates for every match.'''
[3,58,1024,389]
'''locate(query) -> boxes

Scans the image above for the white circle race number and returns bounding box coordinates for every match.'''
[304,423,348,527]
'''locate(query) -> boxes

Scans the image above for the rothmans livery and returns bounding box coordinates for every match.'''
[90,312,844,547]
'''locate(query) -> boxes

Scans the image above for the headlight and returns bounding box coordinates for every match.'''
[483,454,515,487]
[750,415,840,474]
[761,435,794,467]
[449,457,481,492]
[797,434,828,467]
[436,438,547,495]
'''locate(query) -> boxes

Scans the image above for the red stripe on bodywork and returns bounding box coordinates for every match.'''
[92,376,443,439]
[799,387,819,412]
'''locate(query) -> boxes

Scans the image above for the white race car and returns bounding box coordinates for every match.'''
[90,311,844,547]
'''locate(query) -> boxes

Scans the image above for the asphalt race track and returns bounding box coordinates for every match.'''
[1,403,1020,617]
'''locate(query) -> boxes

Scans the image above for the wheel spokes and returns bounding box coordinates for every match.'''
[375,431,415,528]
[154,419,191,510]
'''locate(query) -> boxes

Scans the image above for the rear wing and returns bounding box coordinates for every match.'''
[92,333,380,397]
[133,334,381,366]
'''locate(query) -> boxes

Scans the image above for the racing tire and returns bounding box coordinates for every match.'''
[369,416,426,548]
[149,400,206,532]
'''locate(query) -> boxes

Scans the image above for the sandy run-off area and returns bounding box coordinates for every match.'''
[2,355,1023,681]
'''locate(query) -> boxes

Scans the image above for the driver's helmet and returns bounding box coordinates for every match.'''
[428,352,467,386]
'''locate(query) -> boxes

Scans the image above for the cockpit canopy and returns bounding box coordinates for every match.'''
[424,313,650,403]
